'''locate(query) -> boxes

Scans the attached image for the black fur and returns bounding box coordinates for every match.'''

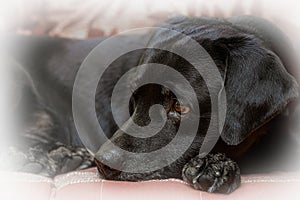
[3,16,300,193]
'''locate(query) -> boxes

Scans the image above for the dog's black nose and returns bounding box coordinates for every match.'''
[95,148,124,179]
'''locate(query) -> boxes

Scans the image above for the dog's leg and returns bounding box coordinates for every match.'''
[1,140,94,177]
[182,153,241,194]
[0,61,94,176]
[1,109,94,176]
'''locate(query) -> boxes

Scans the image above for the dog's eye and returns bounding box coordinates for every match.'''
[174,101,190,115]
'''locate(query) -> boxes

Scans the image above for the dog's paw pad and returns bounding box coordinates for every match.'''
[182,153,241,194]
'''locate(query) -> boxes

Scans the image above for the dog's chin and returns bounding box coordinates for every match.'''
[100,170,174,182]
[96,158,188,181]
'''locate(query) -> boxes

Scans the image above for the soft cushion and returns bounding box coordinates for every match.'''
[1,168,300,200]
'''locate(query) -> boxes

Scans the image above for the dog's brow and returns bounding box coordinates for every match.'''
[161,87,170,96]
[163,83,195,109]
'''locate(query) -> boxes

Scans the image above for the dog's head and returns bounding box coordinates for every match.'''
[95,16,298,181]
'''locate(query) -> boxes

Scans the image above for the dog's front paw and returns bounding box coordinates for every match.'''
[182,153,241,194]
[0,143,94,177]
[48,144,94,174]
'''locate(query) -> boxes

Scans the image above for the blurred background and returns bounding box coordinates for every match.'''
[0,0,300,42]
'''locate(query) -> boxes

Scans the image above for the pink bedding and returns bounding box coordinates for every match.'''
[1,168,300,200]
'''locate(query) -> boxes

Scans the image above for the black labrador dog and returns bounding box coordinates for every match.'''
[3,16,300,194]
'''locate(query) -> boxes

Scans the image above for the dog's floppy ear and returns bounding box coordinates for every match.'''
[216,35,299,145]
